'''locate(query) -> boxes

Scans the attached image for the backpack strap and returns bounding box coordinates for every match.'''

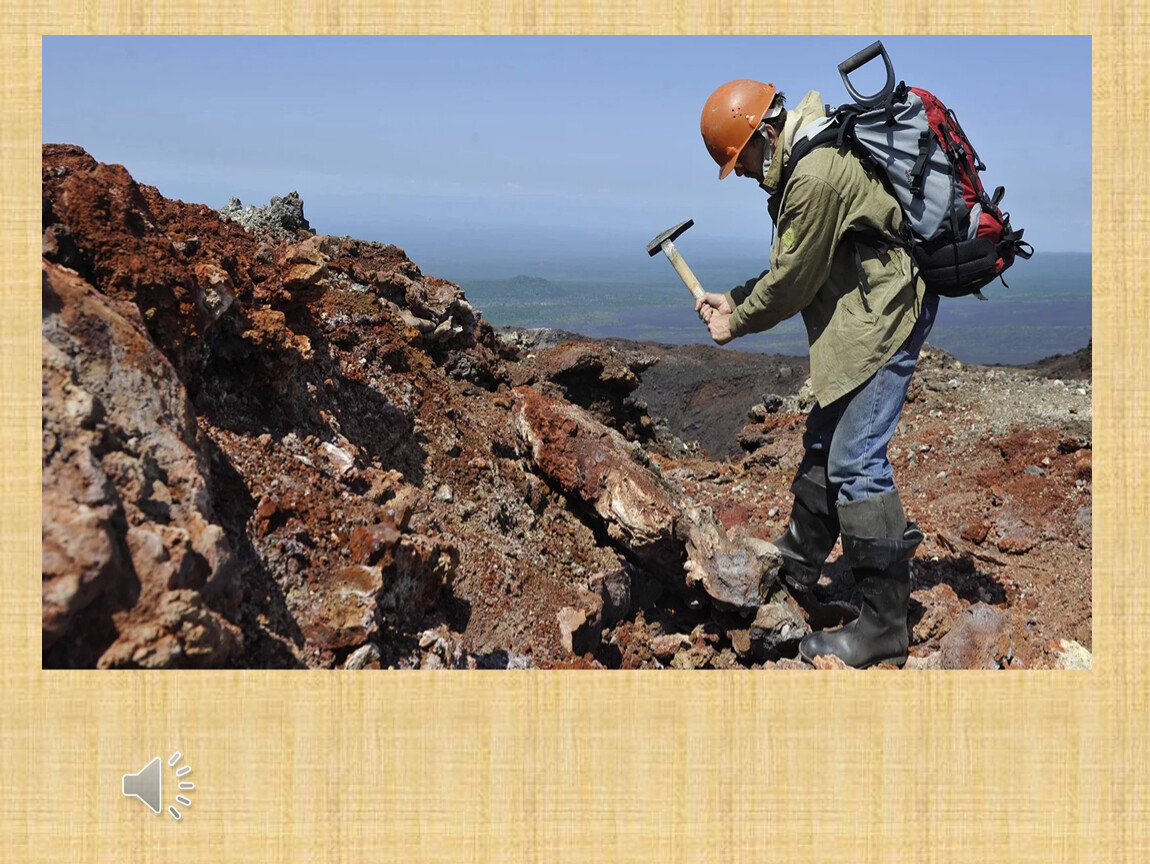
[909,130,931,199]
[776,121,843,201]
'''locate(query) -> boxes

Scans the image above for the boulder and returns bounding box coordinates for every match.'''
[297,565,385,652]
[939,603,1014,669]
[911,583,966,644]
[512,386,774,611]
[42,260,240,668]
[557,588,603,656]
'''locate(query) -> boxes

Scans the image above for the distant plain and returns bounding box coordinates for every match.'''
[454,252,1091,366]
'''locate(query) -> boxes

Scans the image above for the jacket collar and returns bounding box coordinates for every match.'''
[761,89,826,194]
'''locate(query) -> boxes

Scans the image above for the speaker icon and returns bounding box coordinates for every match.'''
[122,757,162,813]
[122,752,195,820]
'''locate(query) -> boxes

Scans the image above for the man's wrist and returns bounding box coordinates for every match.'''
[726,306,743,338]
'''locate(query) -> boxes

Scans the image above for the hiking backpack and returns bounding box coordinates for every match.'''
[782,41,1034,299]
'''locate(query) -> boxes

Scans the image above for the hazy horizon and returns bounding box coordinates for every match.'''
[43,35,1091,365]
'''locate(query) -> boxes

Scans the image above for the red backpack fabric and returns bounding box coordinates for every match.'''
[783,42,1034,298]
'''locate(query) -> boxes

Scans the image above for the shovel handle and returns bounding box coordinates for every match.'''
[663,241,706,301]
[838,40,896,108]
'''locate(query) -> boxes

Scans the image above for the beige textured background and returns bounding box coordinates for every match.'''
[4,7,1141,863]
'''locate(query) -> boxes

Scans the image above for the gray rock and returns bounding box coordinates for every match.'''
[716,588,809,662]
[1056,639,1092,670]
[218,191,311,239]
[344,643,381,670]
[903,651,943,670]
[590,565,632,626]
[1075,507,1092,540]
[939,603,1013,669]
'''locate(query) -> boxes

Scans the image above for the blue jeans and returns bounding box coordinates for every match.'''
[802,293,939,504]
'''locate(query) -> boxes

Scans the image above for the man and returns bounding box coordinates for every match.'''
[696,79,939,669]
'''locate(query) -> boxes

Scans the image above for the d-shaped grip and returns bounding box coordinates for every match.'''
[838,40,895,108]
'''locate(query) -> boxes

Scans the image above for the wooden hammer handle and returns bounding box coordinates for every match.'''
[664,242,705,301]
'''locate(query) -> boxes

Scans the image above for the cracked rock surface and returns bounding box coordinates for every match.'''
[41,144,1091,670]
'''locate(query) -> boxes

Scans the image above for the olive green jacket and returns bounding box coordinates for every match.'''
[723,90,928,406]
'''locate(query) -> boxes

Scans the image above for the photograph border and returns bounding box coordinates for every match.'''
[5,8,1140,862]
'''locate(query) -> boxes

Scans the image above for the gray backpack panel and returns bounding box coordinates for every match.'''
[795,94,978,243]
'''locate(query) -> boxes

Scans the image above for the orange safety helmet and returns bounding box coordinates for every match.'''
[700,79,778,180]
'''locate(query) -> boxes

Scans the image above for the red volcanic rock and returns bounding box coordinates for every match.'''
[349,522,403,567]
[42,260,240,668]
[939,604,1014,669]
[511,386,778,612]
[40,144,1091,670]
[911,583,966,645]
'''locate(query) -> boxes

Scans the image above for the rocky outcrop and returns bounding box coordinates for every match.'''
[218,191,311,240]
[512,386,779,613]
[506,339,660,444]
[42,260,241,668]
[40,144,1091,670]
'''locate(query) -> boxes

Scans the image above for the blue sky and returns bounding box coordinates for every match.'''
[42,36,1091,282]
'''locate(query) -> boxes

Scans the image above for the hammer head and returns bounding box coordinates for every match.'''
[646,219,694,256]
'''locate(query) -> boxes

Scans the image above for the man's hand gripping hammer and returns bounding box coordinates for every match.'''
[646,219,705,301]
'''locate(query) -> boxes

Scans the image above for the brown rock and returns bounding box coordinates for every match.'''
[710,648,742,669]
[557,589,603,656]
[690,622,723,646]
[349,522,403,567]
[383,485,422,529]
[98,590,242,669]
[1074,450,1092,479]
[533,341,645,390]
[911,583,966,644]
[774,657,812,670]
[41,442,125,647]
[279,236,328,292]
[252,494,292,539]
[959,521,990,544]
[995,534,1038,555]
[729,628,753,658]
[241,307,313,358]
[404,274,464,320]
[42,260,239,667]
[380,532,459,624]
[670,645,715,669]
[284,260,327,292]
[749,590,809,648]
[513,386,680,575]
[41,145,214,378]
[192,262,236,321]
[903,651,943,670]
[525,341,658,440]
[991,504,1039,555]
[812,654,850,670]
[939,603,1013,669]
[298,565,385,652]
[651,633,690,660]
[512,386,768,611]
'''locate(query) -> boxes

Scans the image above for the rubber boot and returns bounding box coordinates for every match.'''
[773,452,840,593]
[798,491,923,669]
